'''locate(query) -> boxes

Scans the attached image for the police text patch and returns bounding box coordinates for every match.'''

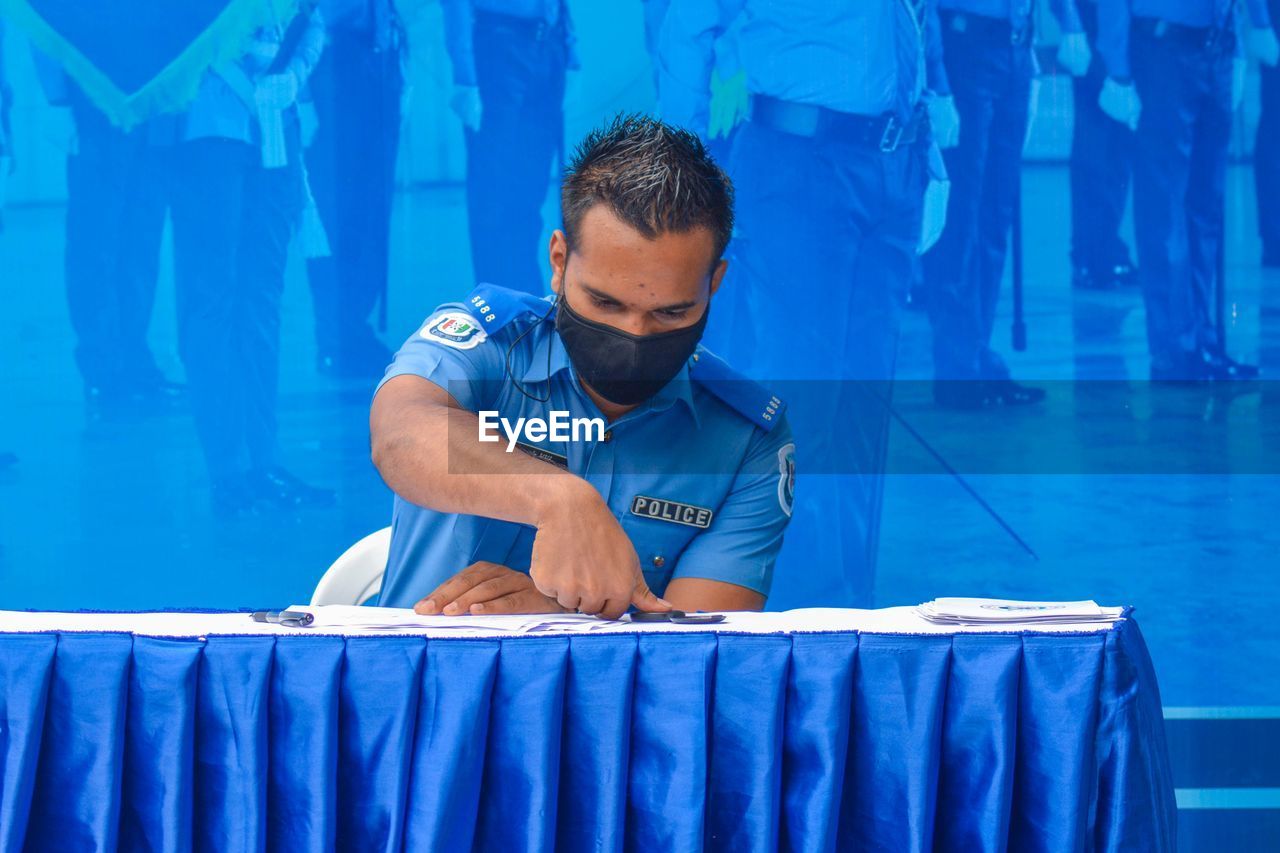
[630,495,714,529]
[421,311,487,349]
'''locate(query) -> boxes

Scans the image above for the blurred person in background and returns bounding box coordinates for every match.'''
[152,3,335,516]
[650,0,747,165]
[662,0,952,609]
[1254,0,1280,266]
[306,0,405,379]
[1097,0,1277,379]
[924,0,1087,410]
[441,0,576,296]
[0,18,11,234]
[30,58,177,420]
[1069,0,1140,291]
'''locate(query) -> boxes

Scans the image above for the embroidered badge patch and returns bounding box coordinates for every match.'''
[421,312,487,349]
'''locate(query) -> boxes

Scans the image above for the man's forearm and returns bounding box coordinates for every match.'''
[371,375,593,527]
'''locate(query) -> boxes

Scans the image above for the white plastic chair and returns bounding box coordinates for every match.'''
[311,527,391,606]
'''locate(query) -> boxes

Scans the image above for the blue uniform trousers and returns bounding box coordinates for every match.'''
[166,135,303,484]
[64,98,167,395]
[924,11,1034,381]
[464,12,566,295]
[709,118,925,609]
[1070,2,1135,275]
[305,26,404,361]
[1256,0,1280,261]
[1130,18,1233,370]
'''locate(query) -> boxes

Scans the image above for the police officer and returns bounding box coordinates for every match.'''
[441,0,576,296]
[29,60,176,418]
[1097,0,1276,379]
[659,1,952,609]
[1253,0,1280,266]
[157,4,335,515]
[370,116,794,616]
[925,0,1085,408]
[307,0,405,378]
[1070,0,1140,290]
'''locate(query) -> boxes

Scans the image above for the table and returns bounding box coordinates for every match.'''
[0,608,1175,852]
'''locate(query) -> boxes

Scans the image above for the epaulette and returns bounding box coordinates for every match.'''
[462,283,556,334]
[688,347,786,431]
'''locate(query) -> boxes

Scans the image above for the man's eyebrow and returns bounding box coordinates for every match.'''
[653,299,698,312]
[581,284,622,304]
[580,283,697,313]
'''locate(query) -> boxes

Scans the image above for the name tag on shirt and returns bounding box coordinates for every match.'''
[630,495,714,530]
[516,442,568,470]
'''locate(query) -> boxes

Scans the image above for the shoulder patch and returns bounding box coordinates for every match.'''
[421,311,488,349]
[688,347,786,431]
[464,283,556,334]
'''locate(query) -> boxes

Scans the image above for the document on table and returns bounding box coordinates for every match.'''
[289,605,620,633]
[916,598,1124,626]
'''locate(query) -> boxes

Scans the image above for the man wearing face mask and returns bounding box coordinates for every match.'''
[370,115,795,619]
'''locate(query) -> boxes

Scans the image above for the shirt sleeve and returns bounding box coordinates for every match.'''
[375,307,507,412]
[440,0,478,87]
[669,416,795,598]
[656,0,743,133]
[1050,0,1084,34]
[1247,0,1273,30]
[1095,0,1132,81]
[924,0,952,96]
[286,9,327,84]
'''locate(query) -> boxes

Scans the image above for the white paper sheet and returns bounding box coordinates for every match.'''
[0,603,1127,639]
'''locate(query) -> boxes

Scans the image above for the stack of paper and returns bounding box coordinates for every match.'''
[290,605,619,634]
[916,598,1125,626]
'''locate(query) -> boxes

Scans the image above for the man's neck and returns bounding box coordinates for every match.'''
[580,380,639,423]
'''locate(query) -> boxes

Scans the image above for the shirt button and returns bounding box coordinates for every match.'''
[652,555,665,568]
[603,430,613,443]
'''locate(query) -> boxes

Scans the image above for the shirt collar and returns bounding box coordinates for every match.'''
[521,327,701,427]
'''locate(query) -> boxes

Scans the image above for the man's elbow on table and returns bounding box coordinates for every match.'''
[665,578,766,613]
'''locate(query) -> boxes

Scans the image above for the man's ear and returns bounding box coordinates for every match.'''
[549,230,568,297]
[709,258,728,297]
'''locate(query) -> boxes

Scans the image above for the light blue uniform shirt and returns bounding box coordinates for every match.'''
[658,0,942,129]
[180,9,325,144]
[1097,0,1271,79]
[440,0,573,87]
[374,284,797,608]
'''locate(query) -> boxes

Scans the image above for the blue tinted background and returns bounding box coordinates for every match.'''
[0,2,1277,846]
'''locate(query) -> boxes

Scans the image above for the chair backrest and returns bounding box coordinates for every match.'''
[311,527,392,606]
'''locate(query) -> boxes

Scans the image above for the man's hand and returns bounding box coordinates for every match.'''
[529,479,672,619]
[708,69,749,140]
[415,562,566,615]
[1056,32,1093,77]
[254,70,299,111]
[1250,27,1280,67]
[1098,77,1141,130]
[927,94,961,150]
[450,85,483,131]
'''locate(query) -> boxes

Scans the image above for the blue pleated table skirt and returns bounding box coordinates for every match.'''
[0,616,1175,852]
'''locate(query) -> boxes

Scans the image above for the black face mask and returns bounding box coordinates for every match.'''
[555,290,709,406]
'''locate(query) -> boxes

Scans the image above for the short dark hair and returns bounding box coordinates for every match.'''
[561,114,734,263]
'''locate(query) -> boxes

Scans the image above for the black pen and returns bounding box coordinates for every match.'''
[251,610,315,628]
